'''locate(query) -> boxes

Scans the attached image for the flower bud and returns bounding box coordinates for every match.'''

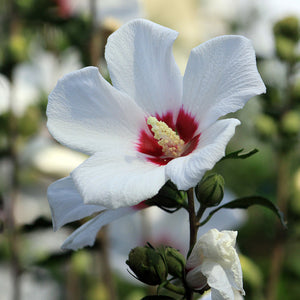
[9,34,28,62]
[147,180,186,210]
[195,173,225,207]
[164,247,186,278]
[273,16,300,42]
[274,36,296,62]
[281,111,300,136]
[126,246,168,285]
[255,114,277,139]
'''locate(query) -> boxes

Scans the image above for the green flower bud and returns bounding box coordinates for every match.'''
[147,180,186,210]
[255,114,277,139]
[9,34,28,62]
[126,246,168,285]
[18,106,41,137]
[273,16,300,42]
[165,247,186,278]
[195,173,225,207]
[281,111,300,135]
[275,36,296,62]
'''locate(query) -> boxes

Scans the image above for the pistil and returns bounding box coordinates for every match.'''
[147,116,185,157]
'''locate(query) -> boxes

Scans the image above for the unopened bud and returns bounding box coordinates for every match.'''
[195,173,225,207]
[126,246,167,285]
[9,34,27,62]
[255,114,277,139]
[273,16,300,42]
[147,180,186,210]
[275,36,296,62]
[281,111,300,136]
[165,247,186,278]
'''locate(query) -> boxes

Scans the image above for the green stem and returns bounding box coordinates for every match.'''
[196,204,207,223]
[186,188,197,300]
[187,188,197,256]
[164,282,185,295]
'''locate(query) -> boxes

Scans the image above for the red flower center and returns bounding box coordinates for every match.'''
[137,107,200,165]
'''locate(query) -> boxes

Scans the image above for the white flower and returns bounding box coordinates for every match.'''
[186,229,245,300]
[47,19,265,213]
[12,47,82,116]
[47,176,147,250]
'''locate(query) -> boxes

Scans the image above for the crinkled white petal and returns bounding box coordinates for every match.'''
[166,119,240,190]
[47,176,105,231]
[202,262,235,300]
[105,19,182,116]
[193,229,237,263]
[62,206,135,250]
[183,35,266,131]
[47,66,146,155]
[71,149,167,209]
[199,290,244,300]
[186,229,244,299]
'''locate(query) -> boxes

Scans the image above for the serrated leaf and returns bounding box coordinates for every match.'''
[199,196,287,228]
[221,148,259,161]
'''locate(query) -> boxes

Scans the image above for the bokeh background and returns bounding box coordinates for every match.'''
[1,0,300,299]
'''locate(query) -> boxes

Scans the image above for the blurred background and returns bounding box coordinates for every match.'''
[1,0,300,299]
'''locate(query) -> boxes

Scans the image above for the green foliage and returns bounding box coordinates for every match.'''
[221,148,259,161]
[199,196,287,229]
[273,16,300,42]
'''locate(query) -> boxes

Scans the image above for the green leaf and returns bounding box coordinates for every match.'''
[199,196,287,228]
[221,148,259,161]
[21,216,52,233]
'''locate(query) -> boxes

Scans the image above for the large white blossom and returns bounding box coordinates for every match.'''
[47,19,265,212]
[186,229,245,300]
[47,18,265,250]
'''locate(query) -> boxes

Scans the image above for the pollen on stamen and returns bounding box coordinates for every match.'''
[147,116,185,157]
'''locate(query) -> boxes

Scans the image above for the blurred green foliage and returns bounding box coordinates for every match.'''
[1,0,300,299]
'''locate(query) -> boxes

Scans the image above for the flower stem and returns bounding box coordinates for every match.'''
[164,282,185,295]
[186,188,197,300]
[196,204,207,222]
[187,188,197,256]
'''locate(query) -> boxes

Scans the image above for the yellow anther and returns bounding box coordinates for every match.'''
[147,116,185,157]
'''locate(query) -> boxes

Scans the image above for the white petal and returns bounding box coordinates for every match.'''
[62,206,135,250]
[47,66,145,155]
[223,253,245,296]
[183,35,266,130]
[105,19,182,115]
[47,176,105,231]
[166,119,240,190]
[201,262,235,300]
[71,149,167,209]
[185,266,207,290]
